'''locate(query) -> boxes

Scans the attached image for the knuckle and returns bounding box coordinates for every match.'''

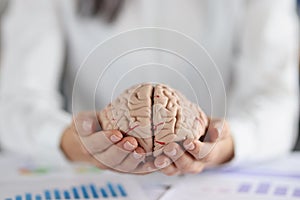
[191,148,201,159]
[178,162,191,171]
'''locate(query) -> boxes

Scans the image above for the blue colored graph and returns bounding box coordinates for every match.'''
[4,182,128,200]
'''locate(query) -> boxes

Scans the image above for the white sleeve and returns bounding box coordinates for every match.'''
[0,0,72,165]
[228,0,299,165]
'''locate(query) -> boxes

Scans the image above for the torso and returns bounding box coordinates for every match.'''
[59,0,242,117]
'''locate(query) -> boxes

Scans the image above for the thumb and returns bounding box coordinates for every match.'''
[204,119,225,143]
[73,112,101,137]
[198,119,227,159]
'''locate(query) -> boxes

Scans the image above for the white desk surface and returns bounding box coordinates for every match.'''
[0,152,300,200]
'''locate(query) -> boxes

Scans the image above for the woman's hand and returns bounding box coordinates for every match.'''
[60,112,147,173]
[154,119,234,176]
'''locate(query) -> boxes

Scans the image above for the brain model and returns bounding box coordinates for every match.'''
[98,83,208,157]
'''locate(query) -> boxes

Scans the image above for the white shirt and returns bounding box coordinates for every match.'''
[0,0,298,165]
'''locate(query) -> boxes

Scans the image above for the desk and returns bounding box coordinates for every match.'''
[0,152,300,200]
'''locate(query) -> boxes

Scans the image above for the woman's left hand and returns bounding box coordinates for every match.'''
[153,119,234,176]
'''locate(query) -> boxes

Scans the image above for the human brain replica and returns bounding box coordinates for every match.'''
[98,83,208,157]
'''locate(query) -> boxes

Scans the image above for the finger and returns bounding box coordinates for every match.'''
[205,119,229,142]
[158,162,181,176]
[154,154,172,169]
[116,147,146,173]
[73,112,101,136]
[80,130,123,154]
[184,119,227,160]
[154,155,181,176]
[134,161,158,175]
[163,142,185,162]
[184,137,233,167]
[93,136,138,168]
[204,119,233,166]
[183,139,205,160]
[205,124,220,143]
[160,164,181,176]
[185,120,221,160]
[193,122,221,160]
[163,142,204,174]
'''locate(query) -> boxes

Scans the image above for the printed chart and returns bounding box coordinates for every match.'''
[0,175,148,200]
[162,173,300,200]
[5,182,128,200]
[237,181,300,198]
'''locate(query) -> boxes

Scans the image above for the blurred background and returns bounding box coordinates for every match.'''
[294,0,300,150]
[0,0,299,151]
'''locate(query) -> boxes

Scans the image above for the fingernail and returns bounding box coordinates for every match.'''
[110,134,121,142]
[124,141,135,151]
[157,160,170,168]
[82,120,92,132]
[184,142,195,150]
[133,151,143,159]
[165,148,177,157]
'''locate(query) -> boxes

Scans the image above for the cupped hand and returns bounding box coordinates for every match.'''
[154,119,234,176]
[60,112,150,174]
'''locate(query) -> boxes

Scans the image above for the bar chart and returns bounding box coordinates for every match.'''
[0,174,148,200]
[4,182,129,200]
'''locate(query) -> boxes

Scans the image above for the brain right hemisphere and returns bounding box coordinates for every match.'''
[98,83,208,157]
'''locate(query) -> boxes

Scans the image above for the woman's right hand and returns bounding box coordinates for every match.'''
[60,112,150,173]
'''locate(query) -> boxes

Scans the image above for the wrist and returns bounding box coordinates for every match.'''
[60,126,88,162]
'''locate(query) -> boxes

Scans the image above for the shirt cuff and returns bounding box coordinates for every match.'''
[223,118,257,168]
[34,111,72,167]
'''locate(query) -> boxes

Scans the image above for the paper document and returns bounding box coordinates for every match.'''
[0,174,149,200]
[161,172,300,200]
